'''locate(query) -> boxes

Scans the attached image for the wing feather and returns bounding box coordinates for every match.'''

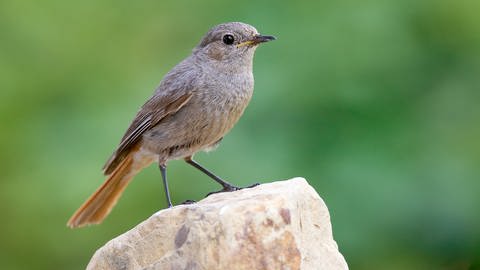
[102,92,193,175]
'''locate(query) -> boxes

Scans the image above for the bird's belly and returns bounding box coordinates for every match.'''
[142,91,251,161]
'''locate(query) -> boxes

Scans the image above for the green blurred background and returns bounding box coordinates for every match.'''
[1,0,479,269]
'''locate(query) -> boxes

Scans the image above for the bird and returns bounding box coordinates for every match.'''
[67,22,276,228]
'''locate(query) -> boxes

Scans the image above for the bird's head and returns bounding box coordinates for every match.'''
[193,22,275,67]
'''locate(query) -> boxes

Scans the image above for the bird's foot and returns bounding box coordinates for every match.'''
[206,182,260,197]
[180,199,196,205]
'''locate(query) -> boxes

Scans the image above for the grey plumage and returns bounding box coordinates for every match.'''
[68,22,275,228]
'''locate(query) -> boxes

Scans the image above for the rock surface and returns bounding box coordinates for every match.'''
[87,178,348,270]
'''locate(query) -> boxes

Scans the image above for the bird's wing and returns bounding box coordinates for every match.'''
[102,90,193,175]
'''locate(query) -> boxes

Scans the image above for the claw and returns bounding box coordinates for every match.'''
[246,182,260,188]
[205,182,260,197]
[180,199,196,205]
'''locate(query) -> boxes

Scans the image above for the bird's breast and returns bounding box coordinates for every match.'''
[142,70,254,159]
[195,71,254,135]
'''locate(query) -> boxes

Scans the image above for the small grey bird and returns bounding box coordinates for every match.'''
[67,22,275,228]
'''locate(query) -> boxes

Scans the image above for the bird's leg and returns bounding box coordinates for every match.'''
[184,156,260,196]
[159,163,173,208]
[185,157,237,190]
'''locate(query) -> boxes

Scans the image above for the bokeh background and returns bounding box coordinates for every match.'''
[1,0,479,269]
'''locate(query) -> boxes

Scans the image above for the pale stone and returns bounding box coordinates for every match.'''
[87,178,348,270]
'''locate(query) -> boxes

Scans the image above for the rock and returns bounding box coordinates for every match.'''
[87,178,348,270]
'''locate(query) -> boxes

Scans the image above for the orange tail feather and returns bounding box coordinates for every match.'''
[67,150,141,228]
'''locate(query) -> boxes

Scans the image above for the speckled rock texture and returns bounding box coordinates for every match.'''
[86,178,348,270]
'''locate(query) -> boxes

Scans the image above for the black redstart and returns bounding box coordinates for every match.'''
[68,22,275,228]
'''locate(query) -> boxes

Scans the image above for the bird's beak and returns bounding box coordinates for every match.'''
[237,34,276,48]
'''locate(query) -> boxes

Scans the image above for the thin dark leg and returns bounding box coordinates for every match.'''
[184,157,260,196]
[159,164,173,207]
[185,157,236,190]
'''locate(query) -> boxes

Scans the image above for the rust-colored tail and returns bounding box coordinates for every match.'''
[67,150,141,228]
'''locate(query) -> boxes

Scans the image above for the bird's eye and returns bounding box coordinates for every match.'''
[222,34,235,45]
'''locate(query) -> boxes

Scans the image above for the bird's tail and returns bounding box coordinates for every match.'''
[67,149,150,228]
